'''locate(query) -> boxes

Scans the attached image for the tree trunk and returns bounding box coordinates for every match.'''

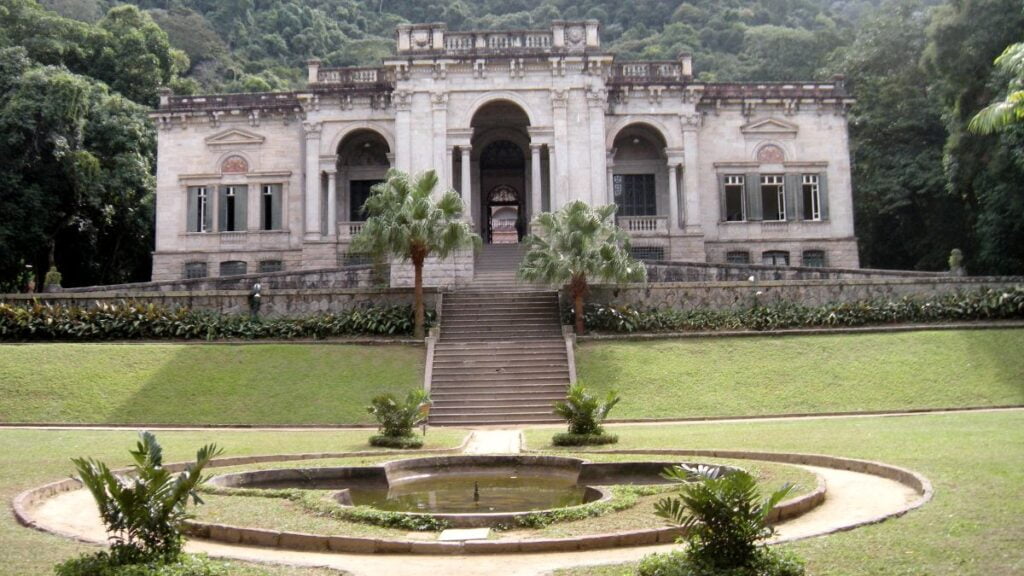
[412,250,426,339]
[574,290,584,335]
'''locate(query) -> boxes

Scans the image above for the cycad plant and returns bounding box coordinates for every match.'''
[368,389,431,439]
[72,431,222,565]
[554,382,620,436]
[352,169,480,338]
[655,464,795,572]
[519,201,646,334]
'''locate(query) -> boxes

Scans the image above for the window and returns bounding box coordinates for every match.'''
[724,175,745,221]
[802,175,821,221]
[261,184,283,230]
[219,260,247,276]
[762,251,790,266]
[259,260,283,274]
[614,174,657,216]
[760,175,785,221]
[219,186,247,232]
[187,187,210,233]
[726,251,750,265]
[802,250,826,268]
[630,246,665,261]
[183,262,207,279]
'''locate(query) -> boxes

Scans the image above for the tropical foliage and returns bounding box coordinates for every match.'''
[367,388,431,443]
[970,42,1024,134]
[0,301,433,340]
[649,464,802,575]
[520,202,646,334]
[575,285,1024,333]
[553,382,621,438]
[352,169,479,338]
[68,432,222,565]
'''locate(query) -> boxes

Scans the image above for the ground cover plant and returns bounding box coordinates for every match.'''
[0,343,424,425]
[0,301,433,341]
[541,410,1024,576]
[0,428,459,575]
[366,389,431,449]
[575,329,1024,420]
[553,383,621,446]
[576,286,1024,334]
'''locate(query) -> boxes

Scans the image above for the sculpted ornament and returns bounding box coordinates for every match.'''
[757,144,785,164]
[221,155,249,174]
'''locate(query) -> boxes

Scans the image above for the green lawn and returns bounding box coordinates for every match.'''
[578,329,1024,419]
[0,428,467,575]
[534,410,1024,576]
[0,343,424,425]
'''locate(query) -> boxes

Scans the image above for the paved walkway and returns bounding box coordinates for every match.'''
[462,430,523,454]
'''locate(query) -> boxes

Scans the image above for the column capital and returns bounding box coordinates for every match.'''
[529,142,544,153]
[303,121,322,139]
[324,167,337,176]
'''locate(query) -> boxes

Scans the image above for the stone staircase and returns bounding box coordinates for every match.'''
[428,244,570,426]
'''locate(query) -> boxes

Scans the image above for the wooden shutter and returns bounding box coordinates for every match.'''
[718,173,728,221]
[818,172,830,220]
[202,189,213,232]
[218,187,228,231]
[234,186,248,231]
[745,172,762,221]
[784,173,800,221]
[187,188,198,232]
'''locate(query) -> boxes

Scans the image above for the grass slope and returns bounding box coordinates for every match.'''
[577,329,1024,419]
[536,410,1024,576]
[0,344,424,425]
[0,428,466,575]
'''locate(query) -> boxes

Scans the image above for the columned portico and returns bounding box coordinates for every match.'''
[303,122,322,240]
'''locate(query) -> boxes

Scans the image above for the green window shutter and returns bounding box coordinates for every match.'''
[271,185,283,230]
[818,172,830,220]
[235,186,248,231]
[784,173,800,221]
[718,173,727,221]
[745,172,762,221]
[187,188,198,232]
[203,189,213,232]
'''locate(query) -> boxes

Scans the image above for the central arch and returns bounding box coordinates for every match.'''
[468,100,532,244]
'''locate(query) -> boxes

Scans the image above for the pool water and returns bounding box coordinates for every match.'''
[346,475,590,513]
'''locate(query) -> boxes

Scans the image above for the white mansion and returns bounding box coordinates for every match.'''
[150,20,858,283]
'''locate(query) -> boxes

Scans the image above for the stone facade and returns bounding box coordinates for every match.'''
[151,20,859,285]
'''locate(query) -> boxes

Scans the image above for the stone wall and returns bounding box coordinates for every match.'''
[58,265,377,294]
[1,286,434,318]
[580,276,1024,311]
[645,260,946,283]
[390,250,475,289]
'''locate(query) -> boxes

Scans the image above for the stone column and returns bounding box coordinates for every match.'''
[432,93,449,193]
[303,122,322,239]
[325,169,337,238]
[530,143,543,219]
[587,88,609,206]
[548,146,557,211]
[461,146,473,225]
[682,114,702,232]
[394,91,412,173]
[667,159,681,232]
[551,90,569,209]
[606,151,616,206]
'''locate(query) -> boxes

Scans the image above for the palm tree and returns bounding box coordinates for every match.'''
[518,201,646,335]
[969,42,1024,134]
[352,169,480,339]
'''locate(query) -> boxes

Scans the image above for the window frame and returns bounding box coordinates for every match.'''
[615,173,658,217]
[802,250,826,268]
[802,174,821,221]
[761,250,790,266]
[183,261,208,279]
[726,250,751,265]
[724,175,746,222]
[219,260,248,277]
[760,174,786,222]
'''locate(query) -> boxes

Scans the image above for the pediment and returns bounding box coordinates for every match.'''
[740,118,799,136]
[205,128,265,147]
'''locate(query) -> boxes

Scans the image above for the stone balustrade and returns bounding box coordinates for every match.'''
[618,216,668,236]
[316,67,389,85]
[338,221,365,239]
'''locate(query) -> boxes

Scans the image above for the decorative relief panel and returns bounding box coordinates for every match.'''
[221,155,249,174]
[756,144,785,164]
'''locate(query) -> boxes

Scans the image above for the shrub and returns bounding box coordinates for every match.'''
[637,549,805,576]
[553,383,620,436]
[55,553,228,576]
[574,285,1024,334]
[653,465,800,574]
[71,432,222,565]
[0,301,435,341]
[551,432,619,446]
[367,389,430,440]
[368,434,424,449]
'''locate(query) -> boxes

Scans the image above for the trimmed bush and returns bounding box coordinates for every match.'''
[56,553,228,576]
[368,434,424,449]
[0,301,435,341]
[551,432,619,446]
[637,549,805,576]
[572,286,1024,333]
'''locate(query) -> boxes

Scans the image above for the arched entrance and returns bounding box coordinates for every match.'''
[610,125,668,220]
[336,130,390,224]
[487,184,521,244]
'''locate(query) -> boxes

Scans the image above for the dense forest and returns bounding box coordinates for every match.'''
[1,0,1022,288]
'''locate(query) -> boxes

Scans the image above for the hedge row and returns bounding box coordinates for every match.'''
[0,301,435,341]
[575,286,1024,333]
